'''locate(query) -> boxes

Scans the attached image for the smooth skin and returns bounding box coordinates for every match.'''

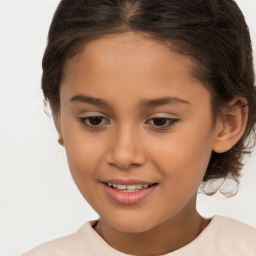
[55,32,248,255]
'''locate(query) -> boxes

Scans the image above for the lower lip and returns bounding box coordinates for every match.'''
[102,183,157,205]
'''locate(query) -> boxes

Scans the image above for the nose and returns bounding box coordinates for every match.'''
[106,125,146,169]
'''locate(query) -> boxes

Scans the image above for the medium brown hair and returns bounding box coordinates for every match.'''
[42,0,256,196]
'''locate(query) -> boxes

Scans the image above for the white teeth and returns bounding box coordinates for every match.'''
[106,183,152,191]
[117,184,126,190]
[127,185,136,190]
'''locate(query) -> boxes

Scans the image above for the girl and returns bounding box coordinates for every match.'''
[23,0,256,255]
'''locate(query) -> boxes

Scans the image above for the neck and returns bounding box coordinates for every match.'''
[94,196,211,255]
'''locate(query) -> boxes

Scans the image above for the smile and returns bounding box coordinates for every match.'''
[105,183,154,192]
[102,181,158,205]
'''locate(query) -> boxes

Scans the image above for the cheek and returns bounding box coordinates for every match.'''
[150,121,214,187]
[65,136,101,176]
[61,116,105,186]
[63,133,106,206]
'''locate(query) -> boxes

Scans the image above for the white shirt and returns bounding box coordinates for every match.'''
[22,215,256,256]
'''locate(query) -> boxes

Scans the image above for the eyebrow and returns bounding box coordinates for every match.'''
[69,94,190,108]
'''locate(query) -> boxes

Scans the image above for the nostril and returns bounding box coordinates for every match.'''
[106,144,147,169]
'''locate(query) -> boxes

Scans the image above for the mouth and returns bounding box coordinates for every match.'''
[103,182,157,192]
[101,180,158,205]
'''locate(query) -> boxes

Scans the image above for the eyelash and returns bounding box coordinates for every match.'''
[78,116,179,131]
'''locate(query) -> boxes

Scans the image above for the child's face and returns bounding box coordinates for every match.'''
[58,32,220,233]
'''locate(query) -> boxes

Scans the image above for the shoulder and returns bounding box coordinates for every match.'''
[198,215,256,256]
[173,215,256,256]
[21,221,97,256]
[21,220,127,256]
[213,215,256,238]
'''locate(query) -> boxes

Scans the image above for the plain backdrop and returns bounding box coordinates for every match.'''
[0,1,255,255]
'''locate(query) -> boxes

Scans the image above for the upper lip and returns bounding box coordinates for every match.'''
[102,179,156,185]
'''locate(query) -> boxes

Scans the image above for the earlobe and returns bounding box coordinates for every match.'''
[58,136,64,146]
[55,119,65,147]
[212,96,248,153]
[49,101,65,147]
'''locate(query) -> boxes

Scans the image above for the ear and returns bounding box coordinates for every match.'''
[49,101,64,147]
[55,118,64,147]
[212,96,248,153]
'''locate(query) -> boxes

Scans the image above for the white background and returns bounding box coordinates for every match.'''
[0,1,255,255]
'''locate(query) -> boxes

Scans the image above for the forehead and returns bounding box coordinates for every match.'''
[63,32,196,81]
[61,32,211,112]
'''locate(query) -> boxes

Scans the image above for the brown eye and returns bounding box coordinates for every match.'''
[152,118,169,126]
[79,116,109,129]
[87,117,104,125]
[147,118,179,130]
